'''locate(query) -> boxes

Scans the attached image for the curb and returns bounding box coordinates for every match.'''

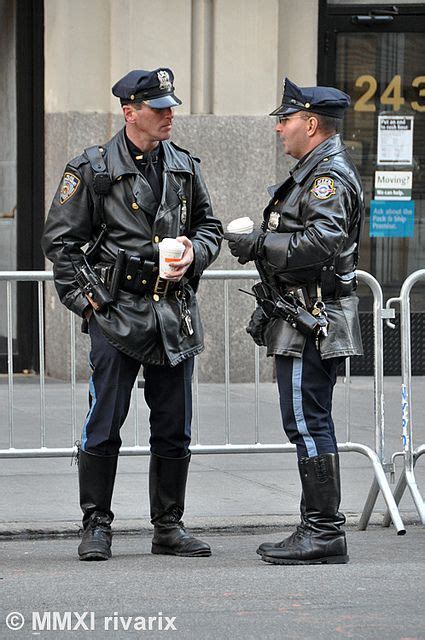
[0,512,419,540]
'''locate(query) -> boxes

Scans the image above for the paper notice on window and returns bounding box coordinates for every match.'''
[377,115,414,165]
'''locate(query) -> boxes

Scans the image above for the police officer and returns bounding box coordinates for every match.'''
[42,68,222,561]
[225,78,364,565]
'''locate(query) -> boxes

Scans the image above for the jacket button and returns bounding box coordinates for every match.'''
[153,294,160,302]
[142,279,147,285]
[154,236,160,243]
[131,202,139,210]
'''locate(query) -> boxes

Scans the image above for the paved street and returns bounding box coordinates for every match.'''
[1,528,424,640]
[1,376,424,639]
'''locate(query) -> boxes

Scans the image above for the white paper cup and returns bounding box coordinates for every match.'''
[159,238,185,278]
[226,216,255,234]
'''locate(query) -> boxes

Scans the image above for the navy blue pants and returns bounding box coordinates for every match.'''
[81,317,193,458]
[275,336,344,459]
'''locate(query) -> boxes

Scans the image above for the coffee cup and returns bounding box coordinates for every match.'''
[158,238,185,278]
[226,216,255,234]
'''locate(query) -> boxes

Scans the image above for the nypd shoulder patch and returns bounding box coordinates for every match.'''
[60,172,81,204]
[311,176,336,200]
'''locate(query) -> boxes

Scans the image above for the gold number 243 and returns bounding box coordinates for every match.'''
[354,75,425,112]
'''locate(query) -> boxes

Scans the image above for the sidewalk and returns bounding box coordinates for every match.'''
[1,376,424,537]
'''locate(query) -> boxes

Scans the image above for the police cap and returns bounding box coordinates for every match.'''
[270,77,350,119]
[112,68,182,109]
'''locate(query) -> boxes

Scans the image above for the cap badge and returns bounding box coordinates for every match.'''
[157,70,172,91]
[311,176,337,200]
[60,172,80,204]
[268,211,280,230]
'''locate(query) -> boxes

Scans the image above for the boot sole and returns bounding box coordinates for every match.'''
[262,554,349,565]
[78,551,111,561]
[151,544,211,557]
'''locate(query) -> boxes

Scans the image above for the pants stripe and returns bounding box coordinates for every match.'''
[291,358,318,457]
[81,373,97,451]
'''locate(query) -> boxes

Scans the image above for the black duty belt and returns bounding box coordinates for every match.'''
[94,257,179,300]
[280,274,357,309]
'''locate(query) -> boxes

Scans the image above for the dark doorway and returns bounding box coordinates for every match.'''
[318,2,425,374]
[0,0,44,373]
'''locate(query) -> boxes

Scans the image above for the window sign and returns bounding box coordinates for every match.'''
[374,171,412,201]
[370,200,415,237]
[377,115,414,165]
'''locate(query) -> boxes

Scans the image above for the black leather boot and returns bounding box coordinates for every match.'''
[77,449,118,561]
[256,495,306,556]
[149,453,211,557]
[261,453,349,565]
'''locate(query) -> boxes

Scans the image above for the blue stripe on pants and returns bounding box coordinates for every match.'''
[291,358,318,457]
[275,336,343,459]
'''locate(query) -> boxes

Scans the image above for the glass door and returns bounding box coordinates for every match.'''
[318,2,425,373]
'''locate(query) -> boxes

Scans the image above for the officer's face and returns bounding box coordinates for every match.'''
[124,103,174,145]
[275,113,311,159]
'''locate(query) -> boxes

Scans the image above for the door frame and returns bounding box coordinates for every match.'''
[318,2,425,86]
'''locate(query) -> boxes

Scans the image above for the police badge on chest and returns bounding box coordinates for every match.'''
[268,211,280,231]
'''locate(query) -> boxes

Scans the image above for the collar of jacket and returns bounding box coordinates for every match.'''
[290,134,346,184]
[103,127,194,181]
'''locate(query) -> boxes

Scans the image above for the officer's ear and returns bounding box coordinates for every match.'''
[122,104,142,124]
[306,115,320,138]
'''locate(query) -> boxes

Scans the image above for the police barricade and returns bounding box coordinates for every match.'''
[382,269,425,526]
[0,269,405,534]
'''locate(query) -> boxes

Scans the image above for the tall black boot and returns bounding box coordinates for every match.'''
[149,453,211,557]
[77,449,118,561]
[262,453,349,565]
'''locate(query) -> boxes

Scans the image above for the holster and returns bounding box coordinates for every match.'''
[252,283,319,337]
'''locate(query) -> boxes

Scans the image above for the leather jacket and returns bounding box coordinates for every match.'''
[42,127,223,366]
[258,134,364,359]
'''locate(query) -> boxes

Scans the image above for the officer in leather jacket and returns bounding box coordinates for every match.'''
[225,78,364,565]
[42,68,222,561]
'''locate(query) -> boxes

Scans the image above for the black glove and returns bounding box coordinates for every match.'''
[223,230,265,265]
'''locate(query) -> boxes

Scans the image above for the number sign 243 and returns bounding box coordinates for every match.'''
[354,75,425,112]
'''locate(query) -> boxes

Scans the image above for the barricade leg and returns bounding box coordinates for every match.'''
[338,443,405,534]
[358,477,380,531]
[382,446,425,527]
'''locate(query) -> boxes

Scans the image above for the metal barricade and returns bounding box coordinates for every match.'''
[0,269,405,533]
[382,269,425,526]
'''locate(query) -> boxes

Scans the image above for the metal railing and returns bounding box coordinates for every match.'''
[382,269,425,526]
[0,269,405,533]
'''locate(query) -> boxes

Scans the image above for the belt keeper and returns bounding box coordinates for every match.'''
[153,276,169,297]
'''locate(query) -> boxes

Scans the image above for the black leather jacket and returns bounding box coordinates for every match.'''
[42,127,223,366]
[258,134,364,359]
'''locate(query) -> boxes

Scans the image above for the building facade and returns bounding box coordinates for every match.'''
[1,0,424,379]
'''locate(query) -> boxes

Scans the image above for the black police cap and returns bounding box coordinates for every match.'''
[112,68,182,108]
[270,77,350,119]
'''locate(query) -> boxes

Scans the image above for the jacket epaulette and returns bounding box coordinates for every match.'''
[170,141,201,163]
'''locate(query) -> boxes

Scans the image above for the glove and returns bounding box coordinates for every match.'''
[223,230,265,265]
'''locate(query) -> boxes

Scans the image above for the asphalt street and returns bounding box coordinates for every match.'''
[1,527,424,640]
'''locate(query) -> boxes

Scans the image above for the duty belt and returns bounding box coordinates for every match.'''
[94,257,177,299]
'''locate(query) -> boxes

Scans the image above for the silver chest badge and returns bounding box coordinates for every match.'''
[268,211,280,230]
[157,70,172,91]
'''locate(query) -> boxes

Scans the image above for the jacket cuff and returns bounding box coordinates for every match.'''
[64,289,91,318]
[189,240,204,276]
[262,233,292,270]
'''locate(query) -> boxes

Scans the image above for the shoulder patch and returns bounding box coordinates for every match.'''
[60,172,81,204]
[311,176,336,200]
